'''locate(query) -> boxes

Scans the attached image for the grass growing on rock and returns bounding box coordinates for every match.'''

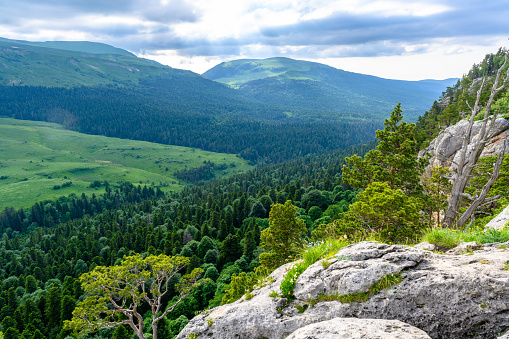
[311,273,403,305]
[422,224,509,250]
[302,238,349,266]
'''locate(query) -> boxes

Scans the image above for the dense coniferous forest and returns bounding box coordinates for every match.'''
[0,84,380,164]
[0,142,374,338]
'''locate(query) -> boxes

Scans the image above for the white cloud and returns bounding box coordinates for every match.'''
[0,0,508,80]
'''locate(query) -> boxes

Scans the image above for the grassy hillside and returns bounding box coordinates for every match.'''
[0,118,253,210]
[203,57,458,121]
[0,37,171,87]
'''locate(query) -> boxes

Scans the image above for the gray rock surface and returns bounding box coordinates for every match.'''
[486,204,509,230]
[422,118,509,171]
[445,241,479,255]
[286,317,431,339]
[414,242,436,251]
[177,241,509,339]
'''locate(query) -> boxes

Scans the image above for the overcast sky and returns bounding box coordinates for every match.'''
[1,0,508,80]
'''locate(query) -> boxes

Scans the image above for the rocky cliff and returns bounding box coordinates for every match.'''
[422,117,509,171]
[177,241,509,339]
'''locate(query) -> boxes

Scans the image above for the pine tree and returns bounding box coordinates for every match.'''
[218,234,242,269]
[259,200,306,269]
[343,104,424,195]
[243,219,257,260]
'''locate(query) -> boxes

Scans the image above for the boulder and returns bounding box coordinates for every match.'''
[486,204,509,230]
[286,317,431,339]
[177,241,509,339]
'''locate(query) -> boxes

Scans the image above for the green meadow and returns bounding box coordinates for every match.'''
[0,118,253,210]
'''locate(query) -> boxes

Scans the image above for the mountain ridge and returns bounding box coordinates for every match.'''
[203,57,458,121]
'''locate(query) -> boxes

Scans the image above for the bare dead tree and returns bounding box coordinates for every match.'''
[442,52,509,229]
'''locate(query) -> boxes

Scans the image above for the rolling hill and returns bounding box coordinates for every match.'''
[0,38,453,165]
[0,37,177,87]
[202,57,458,121]
[0,118,253,210]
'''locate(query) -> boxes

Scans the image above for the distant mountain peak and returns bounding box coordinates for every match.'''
[202,57,459,121]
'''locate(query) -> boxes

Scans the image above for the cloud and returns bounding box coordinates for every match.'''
[0,0,508,79]
[256,2,508,48]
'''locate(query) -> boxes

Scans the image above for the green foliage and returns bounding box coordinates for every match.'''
[279,262,307,299]
[221,272,257,305]
[423,226,509,249]
[421,166,451,227]
[343,104,424,195]
[168,315,189,337]
[112,325,131,339]
[421,228,461,249]
[301,239,349,267]
[307,206,323,221]
[259,201,307,270]
[65,254,203,339]
[347,182,423,242]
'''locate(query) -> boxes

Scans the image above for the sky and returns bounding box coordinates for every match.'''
[0,0,508,80]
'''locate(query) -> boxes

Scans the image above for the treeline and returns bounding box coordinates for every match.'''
[174,161,230,185]
[0,143,372,338]
[0,83,380,164]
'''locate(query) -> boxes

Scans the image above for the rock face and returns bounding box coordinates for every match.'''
[177,241,509,339]
[286,317,431,339]
[486,204,509,230]
[422,118,509,171]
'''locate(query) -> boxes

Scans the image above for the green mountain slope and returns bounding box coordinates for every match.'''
[0,118,253,210]
[0,37,169,87]
[203,57,458,121]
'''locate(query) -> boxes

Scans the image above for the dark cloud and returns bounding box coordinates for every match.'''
[0,0,199,27]
[257,3,508,49]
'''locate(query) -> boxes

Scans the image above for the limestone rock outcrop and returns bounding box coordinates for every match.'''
[286,317,431,339]
[422,117,509,171]
[177,241,509,339]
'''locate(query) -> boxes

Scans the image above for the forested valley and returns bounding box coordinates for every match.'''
[0,142,373,338]
[0,84,379,164]
[0,48,508,339]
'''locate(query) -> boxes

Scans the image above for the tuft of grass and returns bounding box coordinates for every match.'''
[422,226,509,249]
[302,238,349,267]
[294,304,308,313]
[322,260,332,269]
[206,318,214,327]
[422,228,461,249]
[269,290,280,298]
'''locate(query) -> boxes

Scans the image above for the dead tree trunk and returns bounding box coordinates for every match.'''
[442,53,509,229]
